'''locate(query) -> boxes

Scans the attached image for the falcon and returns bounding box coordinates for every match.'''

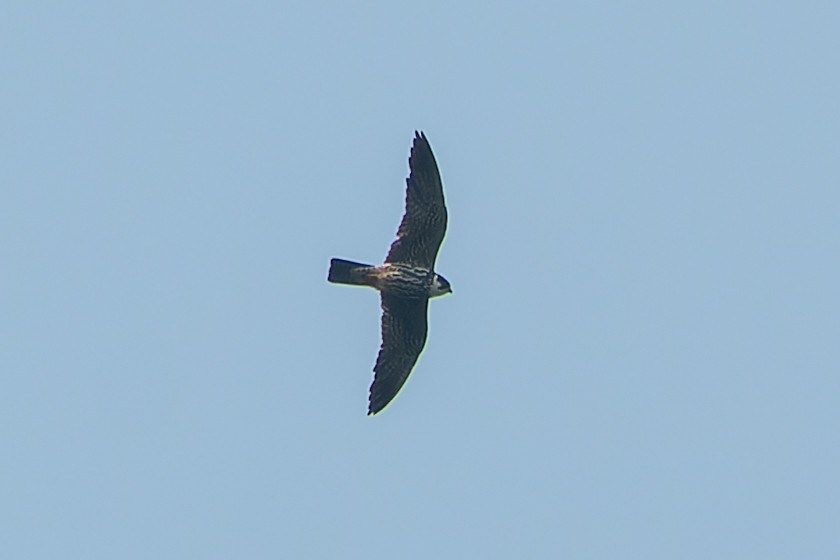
[327,131,451,415]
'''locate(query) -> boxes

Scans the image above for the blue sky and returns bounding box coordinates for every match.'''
[2,1,839,558]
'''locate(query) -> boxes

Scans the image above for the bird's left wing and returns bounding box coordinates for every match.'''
[368,294,429,415]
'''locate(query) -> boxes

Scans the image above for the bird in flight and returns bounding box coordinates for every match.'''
[328,131,451,415]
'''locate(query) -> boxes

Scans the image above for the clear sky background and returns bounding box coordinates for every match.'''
[2,2,838,558]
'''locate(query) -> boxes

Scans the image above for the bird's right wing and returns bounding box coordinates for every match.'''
[368,294,429,415]
[384,131,448,269]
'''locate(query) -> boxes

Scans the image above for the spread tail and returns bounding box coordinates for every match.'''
[328,258,373,286]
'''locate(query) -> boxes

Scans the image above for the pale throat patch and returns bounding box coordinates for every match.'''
[429,275,451,297]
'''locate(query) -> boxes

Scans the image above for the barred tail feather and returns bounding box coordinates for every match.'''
[328,258,372,285]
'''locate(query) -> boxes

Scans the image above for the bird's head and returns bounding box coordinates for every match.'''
[430,273,452,297]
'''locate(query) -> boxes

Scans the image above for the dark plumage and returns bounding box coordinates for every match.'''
[327,131,451,414]
[385,133,448,268]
